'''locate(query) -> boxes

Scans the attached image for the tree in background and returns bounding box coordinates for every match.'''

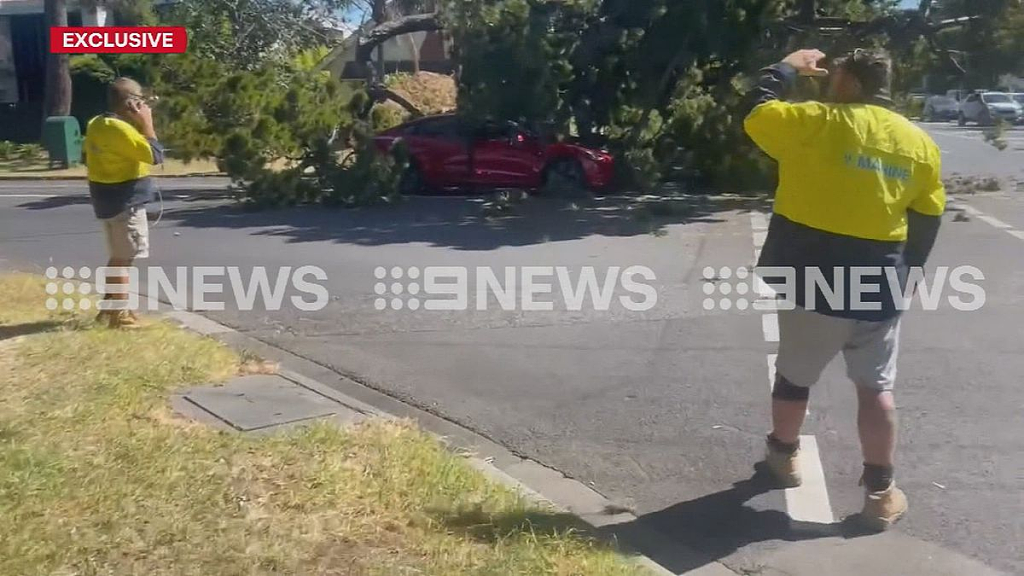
[43,0,72,120]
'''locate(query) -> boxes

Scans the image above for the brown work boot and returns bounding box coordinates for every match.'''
[765,436,802,488]
[107,309,141,330]
[859,483,908,531]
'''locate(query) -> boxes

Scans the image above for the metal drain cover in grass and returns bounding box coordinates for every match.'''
[182,375,343,431]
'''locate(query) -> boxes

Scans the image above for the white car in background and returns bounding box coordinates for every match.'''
[958,91,1023,126]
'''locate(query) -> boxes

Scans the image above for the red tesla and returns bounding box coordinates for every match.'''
[373,115,615,194]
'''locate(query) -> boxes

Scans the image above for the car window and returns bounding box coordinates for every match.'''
[982,93,1011,103]
[411,117,462,138]
[476,122,516,141]
[1014,95,1024,104]
[929,97,956,106]
[966,94,980,103]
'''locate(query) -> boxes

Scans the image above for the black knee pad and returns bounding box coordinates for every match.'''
[772,374,810,401]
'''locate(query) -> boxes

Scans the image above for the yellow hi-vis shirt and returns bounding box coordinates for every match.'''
[744,101,946,242]
[84,115,156,184]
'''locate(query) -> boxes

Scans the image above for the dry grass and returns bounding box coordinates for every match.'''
[0,274,643,576]
[386,72,458,115]
[0,158,221,179]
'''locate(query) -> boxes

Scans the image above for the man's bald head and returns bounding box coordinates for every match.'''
[108,77,144,113]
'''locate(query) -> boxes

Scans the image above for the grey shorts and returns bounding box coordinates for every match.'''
[102,205,150,261]
[776,306,901,392]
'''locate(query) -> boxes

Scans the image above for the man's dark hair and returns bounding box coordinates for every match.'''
[107,77,144,111]
[837,48,892,103]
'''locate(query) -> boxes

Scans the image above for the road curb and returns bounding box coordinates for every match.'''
[163,305,737,576]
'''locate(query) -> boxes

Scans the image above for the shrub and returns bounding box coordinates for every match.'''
[17,144,45,161]
[0,140,17,160]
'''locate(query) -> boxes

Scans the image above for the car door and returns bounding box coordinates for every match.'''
[470,122,545,187]
[962,94,982,121]
[407,117,470,188]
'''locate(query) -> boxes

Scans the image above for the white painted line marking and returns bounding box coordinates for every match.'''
[978,214,1013,229]
[766,354,777,392]
[750,212,769,232]
[752,230,768,248]
[761,313,779,343]
[784,436,835,526]
[0,194,68,198]
[954,201,1024,244]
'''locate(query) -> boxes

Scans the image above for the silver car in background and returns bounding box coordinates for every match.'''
[958,91,1024,126]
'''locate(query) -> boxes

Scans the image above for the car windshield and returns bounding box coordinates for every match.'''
[982,93,1011,103]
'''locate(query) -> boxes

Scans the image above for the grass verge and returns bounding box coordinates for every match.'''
[0,157,221,179]
[0,273,642,575]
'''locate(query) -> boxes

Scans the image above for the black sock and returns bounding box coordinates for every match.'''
[863,463,894,492]
[767,434,799,454]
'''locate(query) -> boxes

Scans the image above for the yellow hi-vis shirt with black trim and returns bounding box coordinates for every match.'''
[744,101,946,242]
[84,115,155,184]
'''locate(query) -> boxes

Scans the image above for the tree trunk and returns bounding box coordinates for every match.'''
[356,13,443,65]
[43,0,72,121]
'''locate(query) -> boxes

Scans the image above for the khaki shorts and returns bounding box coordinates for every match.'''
[102,206,150,261]
[776,306,901,392]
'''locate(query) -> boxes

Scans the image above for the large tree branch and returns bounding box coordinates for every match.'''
[355,12,443,63]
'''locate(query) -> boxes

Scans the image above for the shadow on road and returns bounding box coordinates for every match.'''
[158,193,771,251]
[16,195,93,210]
[435,461,872,574]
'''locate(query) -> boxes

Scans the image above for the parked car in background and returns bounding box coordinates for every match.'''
[959,91,1023,126]
[373,115,615,194]
[922,95,959,122]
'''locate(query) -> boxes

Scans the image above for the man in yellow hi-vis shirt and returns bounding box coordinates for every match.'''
[85,77,164,329]
[745,49,945,531]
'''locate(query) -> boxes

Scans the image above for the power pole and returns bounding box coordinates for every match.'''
[42,0,72,121]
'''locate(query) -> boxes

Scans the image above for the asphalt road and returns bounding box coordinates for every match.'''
[1,125,1021,575]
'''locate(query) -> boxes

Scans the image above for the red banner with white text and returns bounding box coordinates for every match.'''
[50,27,188,54]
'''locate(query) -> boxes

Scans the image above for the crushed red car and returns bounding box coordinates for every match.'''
[373,114,615,194]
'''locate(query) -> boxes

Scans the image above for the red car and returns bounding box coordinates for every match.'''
[373,115,615,194]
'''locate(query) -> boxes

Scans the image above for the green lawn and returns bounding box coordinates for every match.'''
[0,274,644,576]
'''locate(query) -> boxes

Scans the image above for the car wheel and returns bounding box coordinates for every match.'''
[542,158,588,196]
[399,163,425,195]
[958,112,967,127]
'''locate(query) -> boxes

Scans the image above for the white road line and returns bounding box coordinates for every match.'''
[761,313,779,342]
[952,201,1024,243]
[752,211,830,528]
[784,436,835,526]
[977,214,1013,229]
[750,212,769,232]
[0,194,69,198]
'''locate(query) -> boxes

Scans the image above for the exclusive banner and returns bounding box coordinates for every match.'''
[49,27,188,54]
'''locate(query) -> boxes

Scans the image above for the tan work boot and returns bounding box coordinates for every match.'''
[765,437,802,488]
[108,309,141,330]
[860,484,908,531]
